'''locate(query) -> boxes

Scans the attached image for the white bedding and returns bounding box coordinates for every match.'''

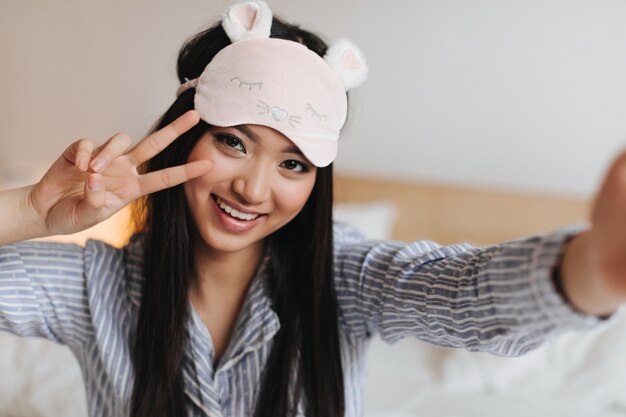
[362,316,626,417]
[0,335,87,417]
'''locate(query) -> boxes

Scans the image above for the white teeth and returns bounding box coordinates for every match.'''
[216,197,259,221]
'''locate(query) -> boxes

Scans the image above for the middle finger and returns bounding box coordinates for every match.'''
[89,133,133,172]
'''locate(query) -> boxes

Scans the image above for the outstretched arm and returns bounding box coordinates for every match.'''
[332,153,626,355]
[333,223,600,357]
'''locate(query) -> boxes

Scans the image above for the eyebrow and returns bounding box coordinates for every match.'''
[233,125,305,157]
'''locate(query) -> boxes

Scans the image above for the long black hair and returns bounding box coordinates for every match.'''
[130,17,345,417]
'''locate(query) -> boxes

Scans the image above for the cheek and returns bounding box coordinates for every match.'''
[273,176,316,215]
[187,137,211,163]
[183,175,205,216]
[184,145,224,206]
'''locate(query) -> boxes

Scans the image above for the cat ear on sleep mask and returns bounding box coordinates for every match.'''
[222,0,367,91]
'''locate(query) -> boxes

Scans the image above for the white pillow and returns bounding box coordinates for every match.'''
[334,201,398,240]
[0,333,87,417]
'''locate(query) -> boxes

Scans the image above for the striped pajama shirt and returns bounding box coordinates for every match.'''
[0,222,601,416]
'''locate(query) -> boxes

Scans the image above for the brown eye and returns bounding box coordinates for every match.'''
[215,133,246,153]
[279,159,309,173]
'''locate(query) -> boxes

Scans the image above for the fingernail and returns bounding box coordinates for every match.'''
[88,175,104,191]
[77,158,87,171]
[90,157,106,172]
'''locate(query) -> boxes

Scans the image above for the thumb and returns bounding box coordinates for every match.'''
[75,173,107,226]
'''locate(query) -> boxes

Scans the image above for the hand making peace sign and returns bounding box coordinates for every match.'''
[27,110,211,236]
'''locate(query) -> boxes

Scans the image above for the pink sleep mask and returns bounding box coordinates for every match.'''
[176,0,368,167]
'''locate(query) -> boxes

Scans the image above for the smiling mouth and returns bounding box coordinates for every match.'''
[212,195,262,221]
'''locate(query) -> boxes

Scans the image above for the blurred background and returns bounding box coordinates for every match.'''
[1,0,625,197]
[1,1,626,416]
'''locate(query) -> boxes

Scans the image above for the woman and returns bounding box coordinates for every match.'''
[0,1,624,417]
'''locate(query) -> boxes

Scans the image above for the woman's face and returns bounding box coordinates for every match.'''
[184,124,317,256]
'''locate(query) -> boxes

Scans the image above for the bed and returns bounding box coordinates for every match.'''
[1,174,625,417]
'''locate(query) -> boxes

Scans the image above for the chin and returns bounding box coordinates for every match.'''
[198,229,266,255]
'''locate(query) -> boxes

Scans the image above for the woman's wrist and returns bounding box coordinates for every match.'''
[0,185,51,245]
[560,230,623,317]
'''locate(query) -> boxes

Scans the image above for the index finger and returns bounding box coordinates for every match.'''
[128,110,200,165]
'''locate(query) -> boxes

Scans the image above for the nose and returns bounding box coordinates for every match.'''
[232,161,271,206]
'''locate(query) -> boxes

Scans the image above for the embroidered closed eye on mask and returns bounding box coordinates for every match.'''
[176,0,368,167]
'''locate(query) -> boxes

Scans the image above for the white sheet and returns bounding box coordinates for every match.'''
[362,309,626,417]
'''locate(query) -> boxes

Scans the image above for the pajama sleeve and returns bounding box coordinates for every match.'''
[333,222,605,356]
[0,241,94,348]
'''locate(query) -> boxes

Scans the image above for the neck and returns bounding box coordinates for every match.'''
[190,239,265,303]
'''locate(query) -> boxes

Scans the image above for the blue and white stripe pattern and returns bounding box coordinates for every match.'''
[0,222,602,417]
